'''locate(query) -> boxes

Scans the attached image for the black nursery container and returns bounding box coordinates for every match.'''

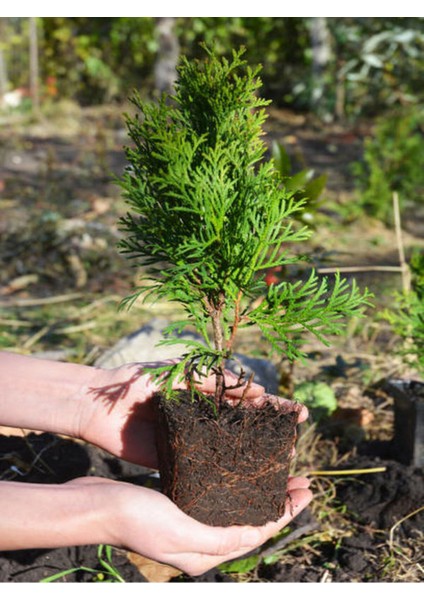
[385,379,424,468]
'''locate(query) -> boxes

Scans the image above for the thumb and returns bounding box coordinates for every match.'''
[193,486,313,560]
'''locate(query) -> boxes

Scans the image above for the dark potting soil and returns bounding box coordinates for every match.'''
[0,432,422,583]
[253,457,424,583]
[155,392,300,527]
[185,457,424,584]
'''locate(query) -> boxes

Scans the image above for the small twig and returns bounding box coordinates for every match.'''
[22,325,51,350]
[393,191,411,294]
[308,467,387,476]
[55,321,97,335]
[317,193,412,294]
[0,292,84,308]
[0,318,33,327]
[226,290,243,351]
[240,371,255,403]
[317,266,404,274]
[388,505,424,552]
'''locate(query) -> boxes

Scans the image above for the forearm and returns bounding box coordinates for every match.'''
[0,479,115,551]
[0,351,102,438]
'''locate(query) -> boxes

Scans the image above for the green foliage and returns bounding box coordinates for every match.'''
[178,17,310,105]
[218,554,260,574]
[333,19,424,118]
[218,525,292,574]
[3,17,423,120]
[380,249,424,377]
[118,46,372,405]
[272,140,328,225]
[352,106,424,222]
[40,545,125,582]
[40,17,157,103]
[294,381,338,422]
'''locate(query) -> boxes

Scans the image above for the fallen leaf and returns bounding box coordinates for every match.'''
[127,553,181,582]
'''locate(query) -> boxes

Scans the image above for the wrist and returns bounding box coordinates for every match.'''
[0,352,96,437]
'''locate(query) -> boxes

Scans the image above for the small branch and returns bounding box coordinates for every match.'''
[204,292,226,410]
[318,193,411,294]
[308,467,387,476]
[226,290,243,352]
[388,505,424,554]
[317,266,404,274]
[240,371,255,404]
[0,293,84,308]
[393,191,411,294]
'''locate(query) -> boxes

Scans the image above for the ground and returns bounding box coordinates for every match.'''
[0,102,423,583]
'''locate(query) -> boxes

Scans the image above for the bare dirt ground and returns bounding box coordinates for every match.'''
[0,103,422,583]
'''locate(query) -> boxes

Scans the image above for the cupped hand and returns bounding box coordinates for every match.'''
[71,474,312,577]
[79,361,308,469]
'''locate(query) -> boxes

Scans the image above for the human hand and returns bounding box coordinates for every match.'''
[70,474,312,576]
[78,361,296,468]
[78,361,308,469]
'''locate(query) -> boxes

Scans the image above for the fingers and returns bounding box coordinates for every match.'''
[246,393,308,422]
[177,485,313,576]
[256,486,313,540]
[235,486,313,556]
[287,475,311,490]
[143,361,308,425]
[195,369,265,400]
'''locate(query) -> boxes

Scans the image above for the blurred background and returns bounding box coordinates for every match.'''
[0,17,423,364]
[1,17,423,118]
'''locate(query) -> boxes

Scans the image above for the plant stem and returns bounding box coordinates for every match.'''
[207,293,226,410]
[227,290,243,352]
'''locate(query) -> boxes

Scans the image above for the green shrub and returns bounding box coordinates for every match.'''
[353,106,424,223]
[293,381,338,422]
[380,249,424,377]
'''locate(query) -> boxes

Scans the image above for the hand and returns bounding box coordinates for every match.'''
[69,474,312,576]
[78,361,308,469]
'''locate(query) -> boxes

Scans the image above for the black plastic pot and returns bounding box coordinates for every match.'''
[385,379,424,468]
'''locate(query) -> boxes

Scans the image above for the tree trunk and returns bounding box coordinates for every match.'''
[153,17,179,95]
[0,18,8,108]
[309,17,332,119]
[29,17,40,114]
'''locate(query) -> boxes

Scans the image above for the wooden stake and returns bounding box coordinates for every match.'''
[393,191,411,293]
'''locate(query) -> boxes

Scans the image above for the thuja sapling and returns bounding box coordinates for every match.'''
[118,46,372,526]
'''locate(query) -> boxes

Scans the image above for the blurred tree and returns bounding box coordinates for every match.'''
[352,105,424,222]
[0,19,8,106]
[177,17,310,105]
[29,17,40,113]
[39,17,157,104]
[308,17,332,120]
[0,18,29,96]
[153,17,179,94]
[329,17,424,119]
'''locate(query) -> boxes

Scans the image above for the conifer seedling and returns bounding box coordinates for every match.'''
[117,46,372,526]
[118,46,371,408]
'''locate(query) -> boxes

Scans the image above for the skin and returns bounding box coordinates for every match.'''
[0,351,312,576]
